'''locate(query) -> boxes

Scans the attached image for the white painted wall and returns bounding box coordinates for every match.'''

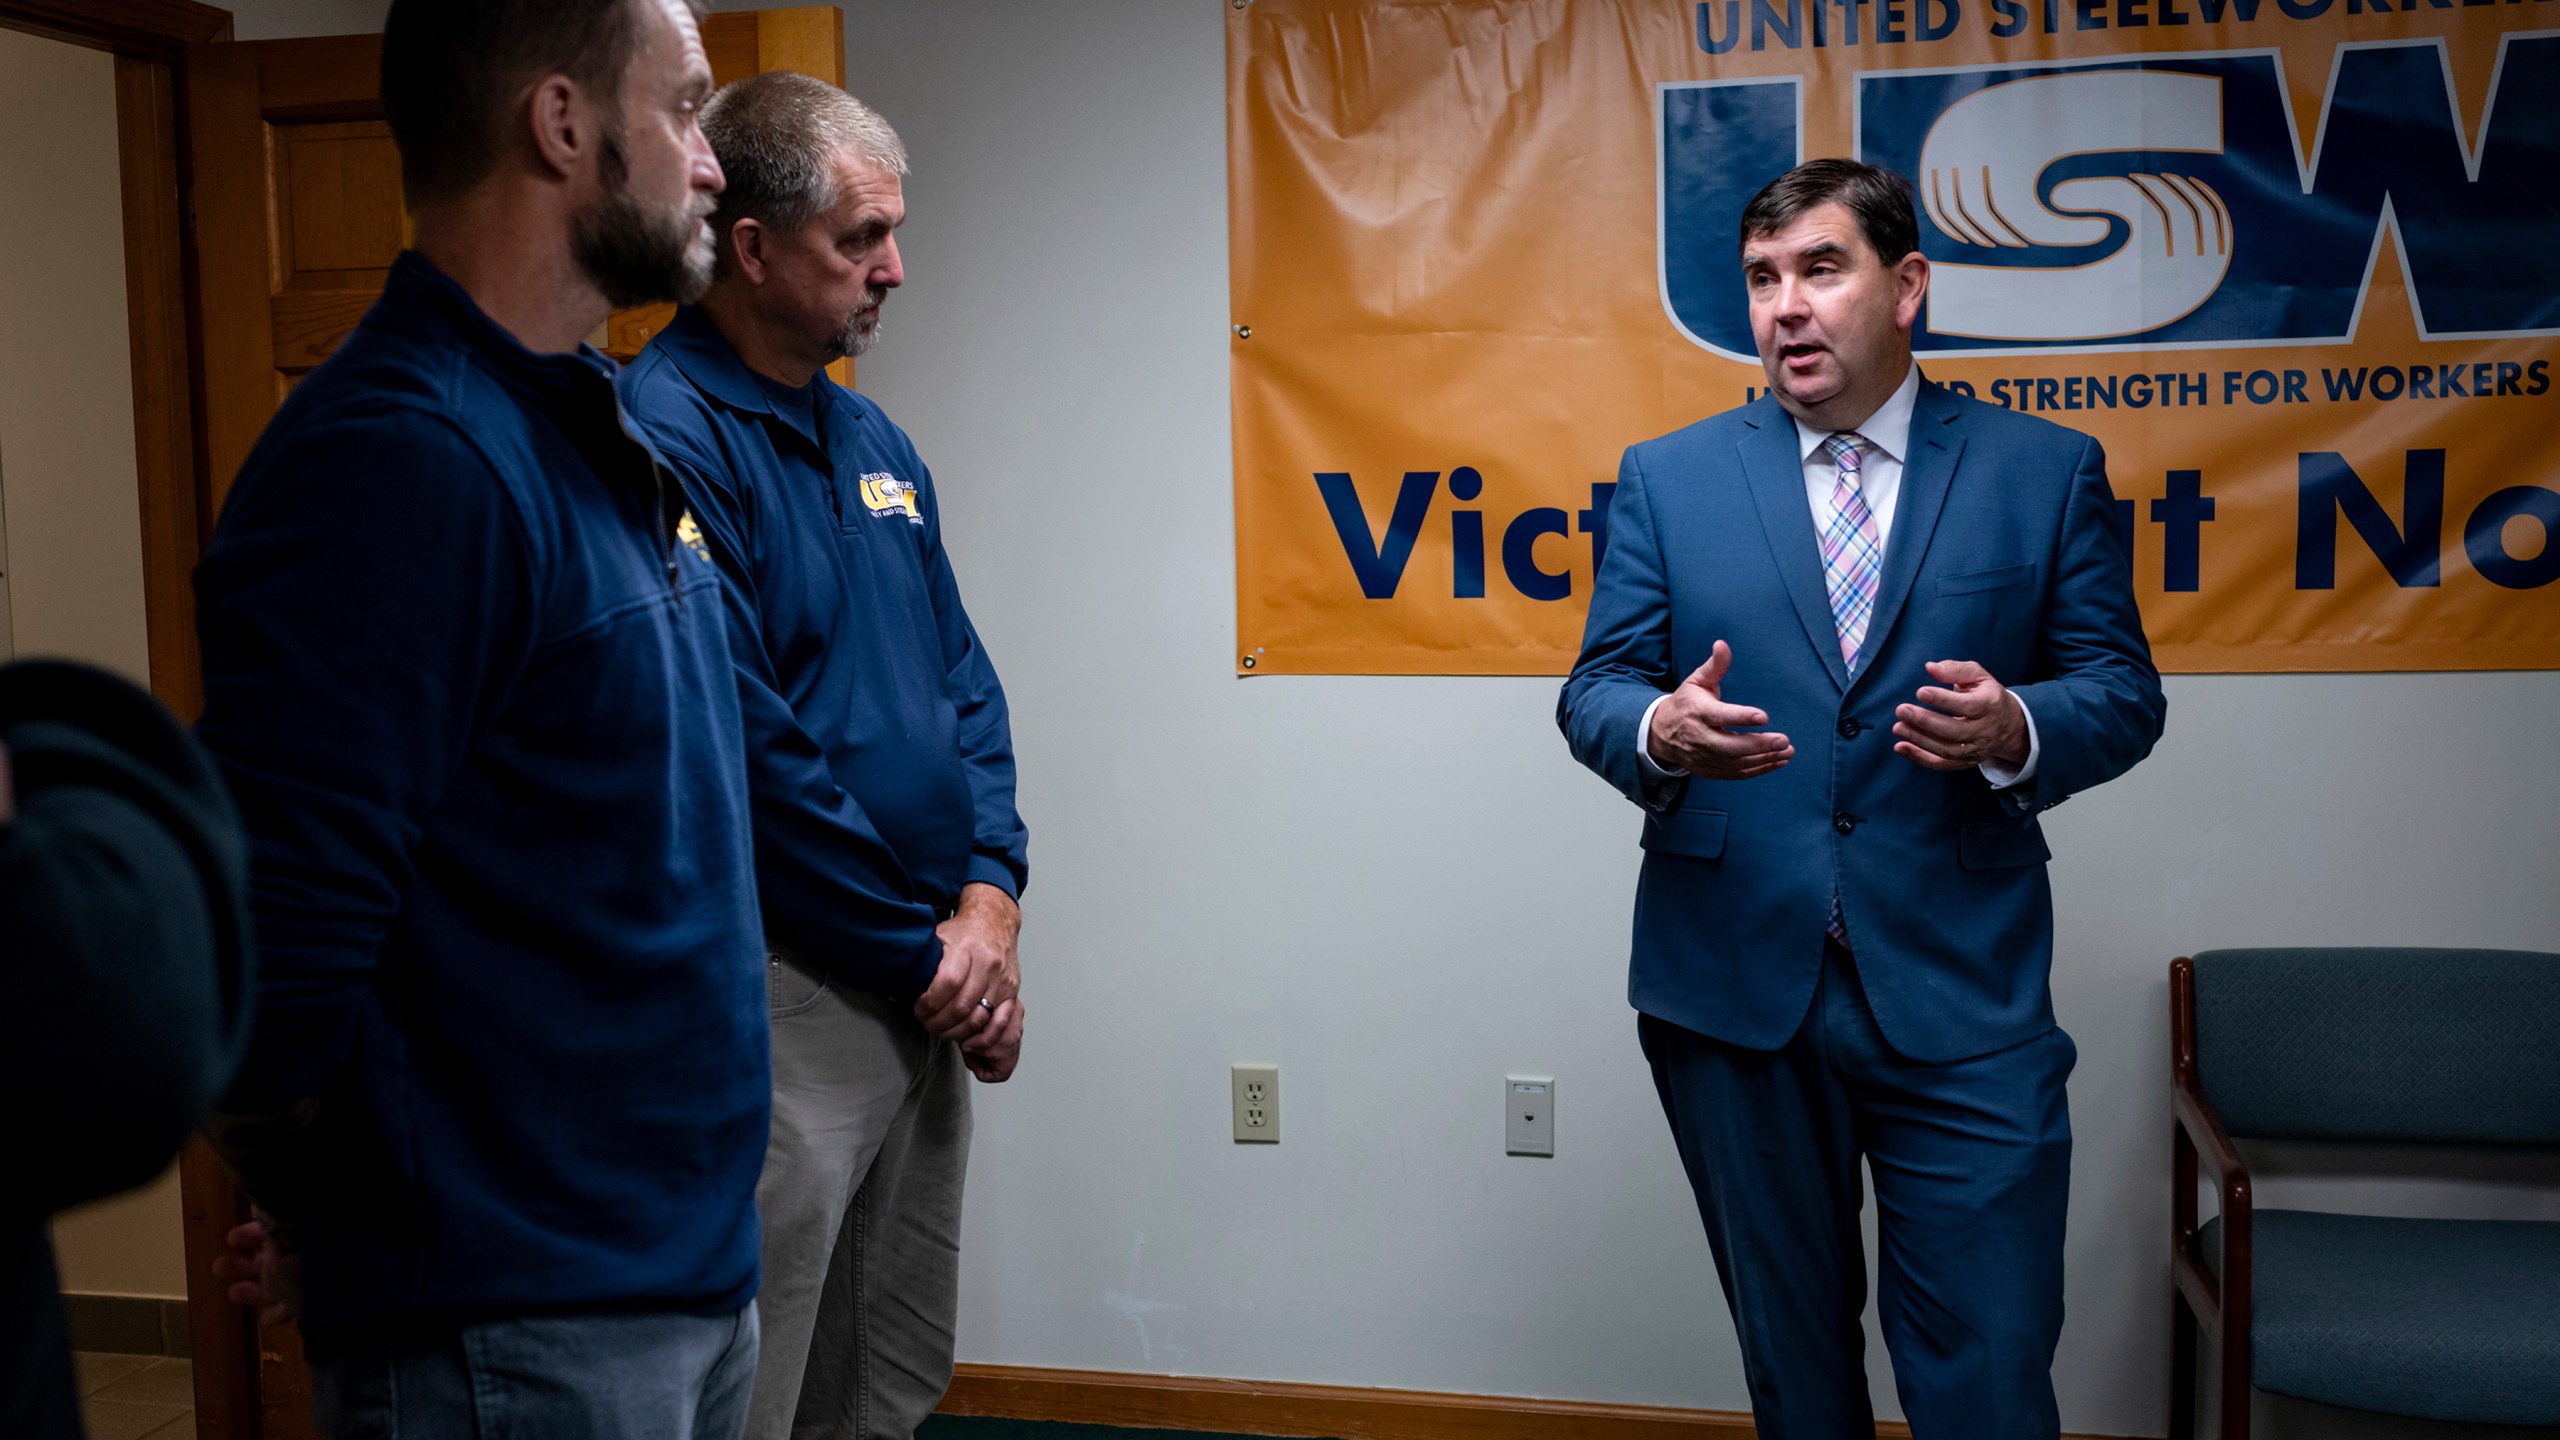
[0,28,149,685]
[780,4,2560,1438]
[0,24,188,1300]
[168,2,2560,1433]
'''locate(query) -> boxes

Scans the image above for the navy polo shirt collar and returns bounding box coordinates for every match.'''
[656,304,772,415]
[655,304,867,451]
[757,372,824,449]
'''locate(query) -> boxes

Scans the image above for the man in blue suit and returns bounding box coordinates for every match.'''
[1560,160,2165,1438]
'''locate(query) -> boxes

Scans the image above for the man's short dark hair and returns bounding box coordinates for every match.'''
[1739,159,1920,267]
[380,0,697,207]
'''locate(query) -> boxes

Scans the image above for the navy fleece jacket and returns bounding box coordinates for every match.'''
[194,254,768,1343]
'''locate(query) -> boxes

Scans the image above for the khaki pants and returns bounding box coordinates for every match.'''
[747,951,971,1440]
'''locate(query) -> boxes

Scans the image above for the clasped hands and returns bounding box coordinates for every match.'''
[1646,640,2027,779]
[914,880,1026,1082]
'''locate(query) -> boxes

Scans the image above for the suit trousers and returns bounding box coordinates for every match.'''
[1641,940,2074,1440]
[747,951,972,1440]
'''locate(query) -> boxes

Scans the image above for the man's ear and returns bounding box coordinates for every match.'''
[525,73,598,183]
[1894,250,1931,333]
[727,217,768,284]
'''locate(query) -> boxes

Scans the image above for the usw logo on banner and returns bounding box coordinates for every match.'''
[1228,1,2560,675]
[1662,38,2560,355]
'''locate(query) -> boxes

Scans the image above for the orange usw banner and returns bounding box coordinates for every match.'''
[1226,0,2560,675]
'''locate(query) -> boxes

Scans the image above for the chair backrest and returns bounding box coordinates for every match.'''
[2191,947,2560,1144]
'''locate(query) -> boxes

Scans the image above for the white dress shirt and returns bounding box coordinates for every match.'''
[1636,364,2040,787]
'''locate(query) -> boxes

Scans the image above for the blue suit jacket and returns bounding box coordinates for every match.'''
[1560,382,2165,1063]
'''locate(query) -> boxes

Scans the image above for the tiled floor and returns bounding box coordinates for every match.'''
[72,1353,196,1440]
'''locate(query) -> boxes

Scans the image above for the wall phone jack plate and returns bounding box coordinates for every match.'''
[1507,1076,1554,1157]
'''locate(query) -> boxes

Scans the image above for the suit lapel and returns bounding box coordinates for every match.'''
[1736,401,1852,692]
[1854,382,1966,690]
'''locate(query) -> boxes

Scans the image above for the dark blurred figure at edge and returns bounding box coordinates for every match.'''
[0,660,254,1439]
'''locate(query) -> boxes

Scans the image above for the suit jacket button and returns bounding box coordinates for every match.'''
[1837,716,1863,739]
[1833,811,1857,834]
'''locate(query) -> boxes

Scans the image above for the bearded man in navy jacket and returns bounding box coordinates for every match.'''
[619,73,1027,1440]
[194,2,770,1435]
[1559,160,2165,1438]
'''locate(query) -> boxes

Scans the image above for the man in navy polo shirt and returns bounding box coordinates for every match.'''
[194,2,769,1436]
[620,73,1028,1440]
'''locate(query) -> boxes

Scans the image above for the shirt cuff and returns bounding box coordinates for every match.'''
[1636,693,1680,778]
[1978,693,2041,790]
[964,854,1023,901]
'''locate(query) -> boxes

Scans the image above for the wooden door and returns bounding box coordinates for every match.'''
[609,7,848,368]
[184,6,847,513]
[176,11,846,1436]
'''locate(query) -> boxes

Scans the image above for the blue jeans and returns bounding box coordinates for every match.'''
[310,1305,759,1440]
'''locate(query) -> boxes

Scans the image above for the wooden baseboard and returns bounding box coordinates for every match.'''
[943,1365,2146,1439]
[944,1364,1943,1439]
[58,1293,192,1357]
[941,1364,1771,1438]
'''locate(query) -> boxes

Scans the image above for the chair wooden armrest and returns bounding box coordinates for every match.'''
[2170,955,2254,1440]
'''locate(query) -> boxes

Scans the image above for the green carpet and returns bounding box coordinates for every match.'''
[917,1416,1325,1440]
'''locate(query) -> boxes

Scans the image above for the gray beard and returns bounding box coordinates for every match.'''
[830,290,886,360]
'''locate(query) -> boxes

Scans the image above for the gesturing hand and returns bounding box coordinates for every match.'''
[915,882,1020,1042]
[1646,640,1793,780]
[1893,660,2029,772]
[212,1215,300,1327]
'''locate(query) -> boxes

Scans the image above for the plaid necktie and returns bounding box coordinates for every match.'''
[1820,432,1881,947]
[1819,432,1883,671]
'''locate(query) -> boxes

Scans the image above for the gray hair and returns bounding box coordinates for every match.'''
[699,71,908,270]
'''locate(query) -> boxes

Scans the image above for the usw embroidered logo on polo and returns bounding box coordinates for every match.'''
[859,472,922,525]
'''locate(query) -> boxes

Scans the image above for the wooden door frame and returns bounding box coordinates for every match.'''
[3,10,848,1436]
[1,1,225,720]
[0,3,256,1437]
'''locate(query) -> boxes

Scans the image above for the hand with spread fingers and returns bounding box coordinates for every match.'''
[1893,659,2029,772]
[1646,639,1795,780]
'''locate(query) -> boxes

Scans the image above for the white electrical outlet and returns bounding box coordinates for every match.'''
[1506,1076,1554,1157]
[1232,1063,1278,1143]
